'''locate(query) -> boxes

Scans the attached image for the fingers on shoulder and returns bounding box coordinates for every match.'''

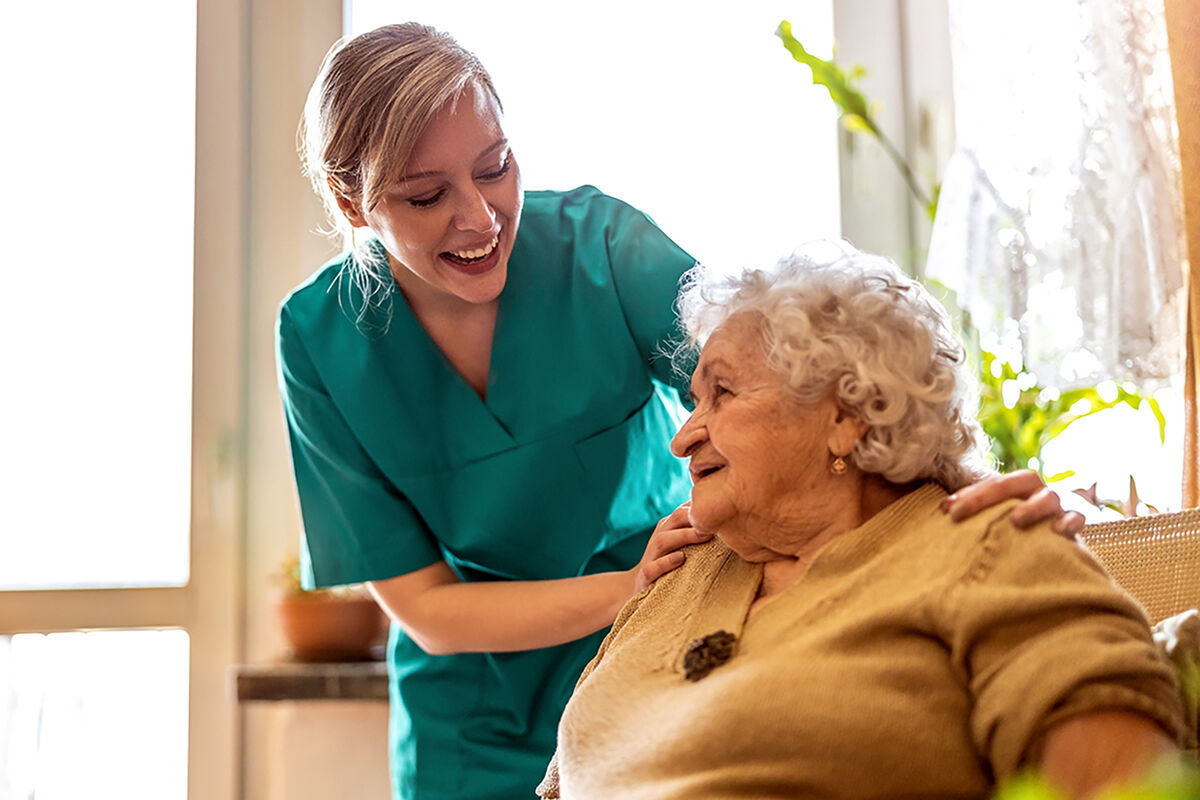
[950,469,1047,521]
[640,551,686,585]
[1009,486,1064,528]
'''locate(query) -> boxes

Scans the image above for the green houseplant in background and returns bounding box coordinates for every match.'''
[977,350,1165,476]
[775,20,939,223]
[775,20,1166,513]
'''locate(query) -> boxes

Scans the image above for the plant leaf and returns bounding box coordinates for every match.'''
[1148,396,1166,443]
[842,114,875,135]
[926,181,941,222]
[776,20,876,134]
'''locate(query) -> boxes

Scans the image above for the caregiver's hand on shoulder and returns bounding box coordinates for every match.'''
[941,469,1086,537]
[629,504,712,595]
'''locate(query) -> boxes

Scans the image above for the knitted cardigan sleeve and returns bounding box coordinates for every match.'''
[940,513,1187,780]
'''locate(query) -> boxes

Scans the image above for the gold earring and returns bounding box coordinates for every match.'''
[830,456,847,475]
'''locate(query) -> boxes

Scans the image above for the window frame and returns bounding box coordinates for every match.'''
[0,1,248,796]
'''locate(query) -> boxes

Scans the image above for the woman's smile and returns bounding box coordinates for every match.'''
[442,233,501,274]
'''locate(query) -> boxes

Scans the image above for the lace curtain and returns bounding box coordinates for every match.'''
[926,0,1186,388]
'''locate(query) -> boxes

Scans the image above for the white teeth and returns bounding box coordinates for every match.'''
[449,236,498,260]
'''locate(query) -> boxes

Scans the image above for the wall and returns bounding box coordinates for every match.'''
[833,0,954,276]
[238,0,391,797]
[250,702,390,800]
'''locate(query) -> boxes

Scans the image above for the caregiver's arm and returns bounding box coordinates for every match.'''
[367,505,705,655]
[1033,710,1177,799]
[942,469,1086,536]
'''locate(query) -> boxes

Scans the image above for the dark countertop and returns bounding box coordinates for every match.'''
[232,658,388,702]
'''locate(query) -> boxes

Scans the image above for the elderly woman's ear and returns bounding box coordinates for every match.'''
[827,407,869,466]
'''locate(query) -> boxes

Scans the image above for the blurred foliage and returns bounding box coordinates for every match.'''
[777,22,1169,514]
[978,351,1165,481]
[1073,477,1162,517]
[994,774,1068,800]
[776,20,938,221]
[995,760,1200,800]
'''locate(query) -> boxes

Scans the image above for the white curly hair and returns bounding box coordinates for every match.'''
[676,240,990,491]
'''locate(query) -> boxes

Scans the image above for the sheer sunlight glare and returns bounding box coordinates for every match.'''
[0,1,195,589]
[348,1,841,274]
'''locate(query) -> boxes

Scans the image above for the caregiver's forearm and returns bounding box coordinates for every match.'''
[367,561,636,655]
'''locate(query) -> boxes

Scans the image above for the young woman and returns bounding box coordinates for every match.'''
[277,22,1083,800]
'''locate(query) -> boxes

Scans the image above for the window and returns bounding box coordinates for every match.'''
[929,0,1186,517]
[0,2,237,797]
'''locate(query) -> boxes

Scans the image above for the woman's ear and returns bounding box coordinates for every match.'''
[330,179,370,228]
[828,405,869,457]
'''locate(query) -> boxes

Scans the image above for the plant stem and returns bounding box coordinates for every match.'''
[871,125,933,210]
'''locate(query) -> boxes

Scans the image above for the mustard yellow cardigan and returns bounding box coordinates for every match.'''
[539,484,1185,799]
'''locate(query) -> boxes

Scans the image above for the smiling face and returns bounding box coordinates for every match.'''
[670,314,862,560]
[335,82,523,310]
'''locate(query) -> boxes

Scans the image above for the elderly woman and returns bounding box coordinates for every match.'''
[537,242,1186,800]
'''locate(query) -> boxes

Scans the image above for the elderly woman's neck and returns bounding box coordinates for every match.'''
[753,473,921,606]
[861,473,923,519]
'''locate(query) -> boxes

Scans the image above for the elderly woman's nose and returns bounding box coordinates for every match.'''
[670,412,704,457]
[454,186,497,232]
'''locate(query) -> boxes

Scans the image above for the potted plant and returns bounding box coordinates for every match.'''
[273,557,388,662]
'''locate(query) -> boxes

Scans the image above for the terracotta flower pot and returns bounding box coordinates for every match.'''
[274,592,388,662]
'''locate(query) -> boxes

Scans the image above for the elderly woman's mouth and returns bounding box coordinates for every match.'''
[691,464,724,480]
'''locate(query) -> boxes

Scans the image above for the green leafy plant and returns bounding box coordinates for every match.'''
[994,760,1200,800]
[776,23,1169,514]
[776,20,938,221]
[977,350,1165,481]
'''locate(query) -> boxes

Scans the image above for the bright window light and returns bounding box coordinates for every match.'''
[0,1,196,589]
[347,1,841,273]
[0,630,189,800]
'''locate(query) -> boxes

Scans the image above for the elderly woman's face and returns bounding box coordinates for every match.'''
[670,314,846,556]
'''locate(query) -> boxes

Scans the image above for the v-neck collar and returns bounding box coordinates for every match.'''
[675,484,944,673]
[378,241,518,443]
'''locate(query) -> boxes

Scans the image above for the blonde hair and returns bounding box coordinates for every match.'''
[677,240,989,491]
[299,22,501,306]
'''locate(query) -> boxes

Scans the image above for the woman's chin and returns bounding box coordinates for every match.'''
[684,503,720,536]
[443,262,508,305]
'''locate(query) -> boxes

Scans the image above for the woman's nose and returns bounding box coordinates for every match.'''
[670,411,705,458]
[455,186,496,232]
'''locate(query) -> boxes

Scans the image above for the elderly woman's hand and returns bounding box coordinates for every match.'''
[942,470,1086,537]
[628,504,712,596]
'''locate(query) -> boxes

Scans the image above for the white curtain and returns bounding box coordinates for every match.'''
[927,0,1186,388]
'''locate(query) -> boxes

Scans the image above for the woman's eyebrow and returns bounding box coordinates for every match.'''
[687,357,736,402]
[700,357,734,380]
[395,138,508,185]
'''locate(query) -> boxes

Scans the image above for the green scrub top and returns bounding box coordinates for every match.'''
[275,186,696,799]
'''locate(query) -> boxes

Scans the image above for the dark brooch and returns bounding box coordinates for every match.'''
[682,630,738,681]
